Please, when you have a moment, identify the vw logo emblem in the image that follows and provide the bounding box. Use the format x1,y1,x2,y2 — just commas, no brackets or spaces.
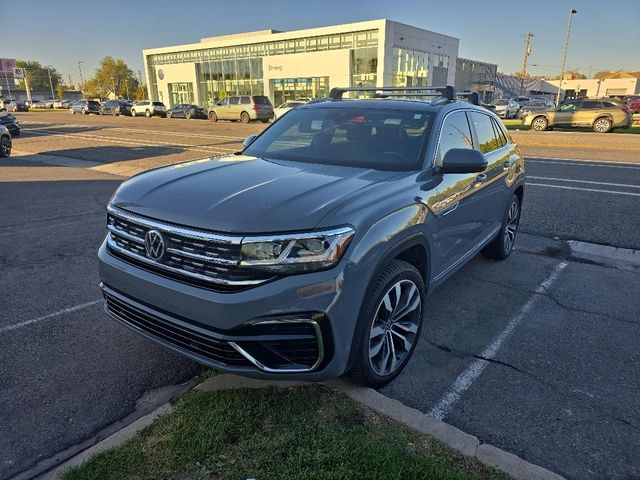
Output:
144,230,166,260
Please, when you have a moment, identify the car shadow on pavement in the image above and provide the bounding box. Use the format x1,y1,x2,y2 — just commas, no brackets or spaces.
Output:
18,145,187,166
19,123,111,137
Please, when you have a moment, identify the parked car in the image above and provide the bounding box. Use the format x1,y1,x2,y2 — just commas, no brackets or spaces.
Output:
491,99,519,119
99,86,525,387
273,101,306,121
0,124,11,158
131,100,166,117
523,99,632,133
61,99,75,109
622,95,640,104
70,99,101,115
42,99,55,109
517,99,556,119
0,112,20,136
100,100,132,116
1,100,29,112
166,103,207,119
208,95,273,123
53,99,67,109
626,99,640,114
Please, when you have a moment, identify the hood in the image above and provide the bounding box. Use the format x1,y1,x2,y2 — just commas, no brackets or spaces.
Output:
111,155,404,233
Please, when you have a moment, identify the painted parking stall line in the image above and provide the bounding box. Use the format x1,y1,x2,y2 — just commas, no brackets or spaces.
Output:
0,300,102,334
528,183,640,197
428,261,569,421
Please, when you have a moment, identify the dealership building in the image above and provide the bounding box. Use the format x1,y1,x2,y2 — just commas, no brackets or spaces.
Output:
142,19,461,108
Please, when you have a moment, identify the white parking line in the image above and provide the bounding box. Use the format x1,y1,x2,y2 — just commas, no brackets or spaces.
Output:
528,183,640,197
528,176,640,189
0,300,102,334
526,158,640,169
428,261,568,421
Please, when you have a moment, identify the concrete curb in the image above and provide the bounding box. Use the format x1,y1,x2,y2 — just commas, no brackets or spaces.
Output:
568,240,640,270
39,373,566,480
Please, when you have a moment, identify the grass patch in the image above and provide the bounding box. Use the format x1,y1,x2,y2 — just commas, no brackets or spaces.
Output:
62,385,506,480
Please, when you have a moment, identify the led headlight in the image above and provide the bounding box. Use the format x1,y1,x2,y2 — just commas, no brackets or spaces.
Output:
240,226,355,273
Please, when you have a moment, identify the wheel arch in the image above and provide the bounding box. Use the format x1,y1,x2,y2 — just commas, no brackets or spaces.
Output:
591,114,614,125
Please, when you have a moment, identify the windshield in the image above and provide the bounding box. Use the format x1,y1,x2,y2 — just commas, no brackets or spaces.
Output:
493,100,508,106
243,106,434,171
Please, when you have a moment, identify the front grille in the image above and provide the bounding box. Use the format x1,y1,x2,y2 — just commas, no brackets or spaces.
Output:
103,289,250,367
106,205,274,291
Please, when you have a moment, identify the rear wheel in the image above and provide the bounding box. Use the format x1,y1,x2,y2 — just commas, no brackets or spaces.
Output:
349,260,425,388
482,193,521,260
145,109,151,118
260,118,269,123
0,135,11,157
70,109,75,114
531,116,548,131
131,109,137,117
81,108,87,115
240,111,250,123
185,110,192,120
593,117,612,133
167,111,172,119
209,111,218,122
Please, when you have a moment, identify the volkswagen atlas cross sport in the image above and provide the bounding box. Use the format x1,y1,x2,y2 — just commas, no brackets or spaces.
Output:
99,86,525,387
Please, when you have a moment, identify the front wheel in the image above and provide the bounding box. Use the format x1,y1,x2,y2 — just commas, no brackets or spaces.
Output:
145,109,151,118
81,108,87,115
185,111,192,120
209,111,218,122
0,135,11,157
349,260,425,388
593,117,612,133
531,116,548,131
70,109,75,114
482,193,521,260
240,111,250,123
131,109,137,117
167,112,172,119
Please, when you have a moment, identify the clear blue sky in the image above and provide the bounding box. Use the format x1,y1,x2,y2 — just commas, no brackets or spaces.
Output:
7,0,640,84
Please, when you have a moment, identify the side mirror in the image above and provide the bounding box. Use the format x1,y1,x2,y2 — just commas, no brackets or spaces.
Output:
242,135,257,148
441,148,487,174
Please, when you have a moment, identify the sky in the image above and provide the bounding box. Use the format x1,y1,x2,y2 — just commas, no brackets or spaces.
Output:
6,0,640,85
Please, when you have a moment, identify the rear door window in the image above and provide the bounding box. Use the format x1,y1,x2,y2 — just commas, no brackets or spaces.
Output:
253,96,271,105
240,96,251,104
582,101,603,109
229,97,240,105
469,112,501,154
490,118,507,148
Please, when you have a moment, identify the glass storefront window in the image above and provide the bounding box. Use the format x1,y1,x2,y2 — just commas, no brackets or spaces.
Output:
168,82,194,106
392,46,429,88
271,77,330,105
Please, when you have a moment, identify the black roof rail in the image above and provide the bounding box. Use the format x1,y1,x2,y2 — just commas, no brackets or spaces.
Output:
329,85,456,101
457,91,480,105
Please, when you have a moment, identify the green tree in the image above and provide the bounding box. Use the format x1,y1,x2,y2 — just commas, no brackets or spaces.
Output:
16,60,62,91
56,84,65,99
133,84,148,101
86,57,139,99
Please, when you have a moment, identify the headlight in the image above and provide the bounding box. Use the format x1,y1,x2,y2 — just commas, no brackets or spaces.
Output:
240,226,355,273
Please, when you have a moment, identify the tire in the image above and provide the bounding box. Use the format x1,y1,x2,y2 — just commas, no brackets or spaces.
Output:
240,111,250,123
349,260,425,388
167,112,172,119
260,118,269,123
70,109,75,114
482,193,521,260
131,109,137,117
593,117,612,133
185,111,192,120
531,116,548,131
81,108,87,115
0,135,11,158
209,111,218,122
145,109,151,118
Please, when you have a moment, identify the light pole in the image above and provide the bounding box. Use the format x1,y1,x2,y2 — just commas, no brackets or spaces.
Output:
519,32,534,97
78,61,85,92
555,9,577,105
45,65,56,100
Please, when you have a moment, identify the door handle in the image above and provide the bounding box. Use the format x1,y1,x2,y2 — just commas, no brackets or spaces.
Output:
475,173,487,183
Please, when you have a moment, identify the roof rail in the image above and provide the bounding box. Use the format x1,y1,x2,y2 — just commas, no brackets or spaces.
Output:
457,91,480,105
329,85,456,101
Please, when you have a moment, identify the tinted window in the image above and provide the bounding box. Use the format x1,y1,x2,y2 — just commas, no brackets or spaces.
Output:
218,98,229,106
558,103,577,111
582,101,603,109
240,96,251,104
253,96,271,105
491,117,507,148
152,102,164,106
437,111,473,165
244,107,434,171
88,101,99,106
469,112,501,154
229,97,240,105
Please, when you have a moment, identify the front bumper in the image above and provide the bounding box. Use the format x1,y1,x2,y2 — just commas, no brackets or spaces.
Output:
98,239,367,380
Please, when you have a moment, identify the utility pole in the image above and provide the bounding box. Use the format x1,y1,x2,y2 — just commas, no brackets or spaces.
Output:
555,9,578,105
587,65,593,78
67,73,73,87
3,71,13,101
23,69,32,104
519,32,534,97
78,61,85,92
46,66,55,100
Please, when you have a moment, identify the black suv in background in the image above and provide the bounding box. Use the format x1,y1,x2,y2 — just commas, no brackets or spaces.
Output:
100,100,132,116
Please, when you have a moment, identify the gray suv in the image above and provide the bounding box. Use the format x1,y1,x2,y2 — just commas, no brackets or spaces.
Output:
99,86,525,387
208,95,274,123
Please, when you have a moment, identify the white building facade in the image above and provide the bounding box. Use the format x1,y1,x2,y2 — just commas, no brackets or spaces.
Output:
547,78,640,100
142,19,459,108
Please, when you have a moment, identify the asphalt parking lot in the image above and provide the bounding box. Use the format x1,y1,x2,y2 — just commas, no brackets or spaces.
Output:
2,111,639,480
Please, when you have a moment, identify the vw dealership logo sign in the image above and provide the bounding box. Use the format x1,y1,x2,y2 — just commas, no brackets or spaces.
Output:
144,230,166,260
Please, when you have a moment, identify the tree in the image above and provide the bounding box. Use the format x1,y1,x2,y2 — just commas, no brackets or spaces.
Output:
56,84,65,99
85,57,139,99
16,60,62,91
133,84,148,101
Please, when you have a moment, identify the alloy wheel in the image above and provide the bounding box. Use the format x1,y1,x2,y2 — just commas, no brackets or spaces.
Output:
504,199,520,253
532,117,547,131
368,279,422,376
594,118,611,133
1,136,11,157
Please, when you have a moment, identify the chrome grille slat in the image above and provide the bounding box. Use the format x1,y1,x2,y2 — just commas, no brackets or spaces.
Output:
106,205,274,291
